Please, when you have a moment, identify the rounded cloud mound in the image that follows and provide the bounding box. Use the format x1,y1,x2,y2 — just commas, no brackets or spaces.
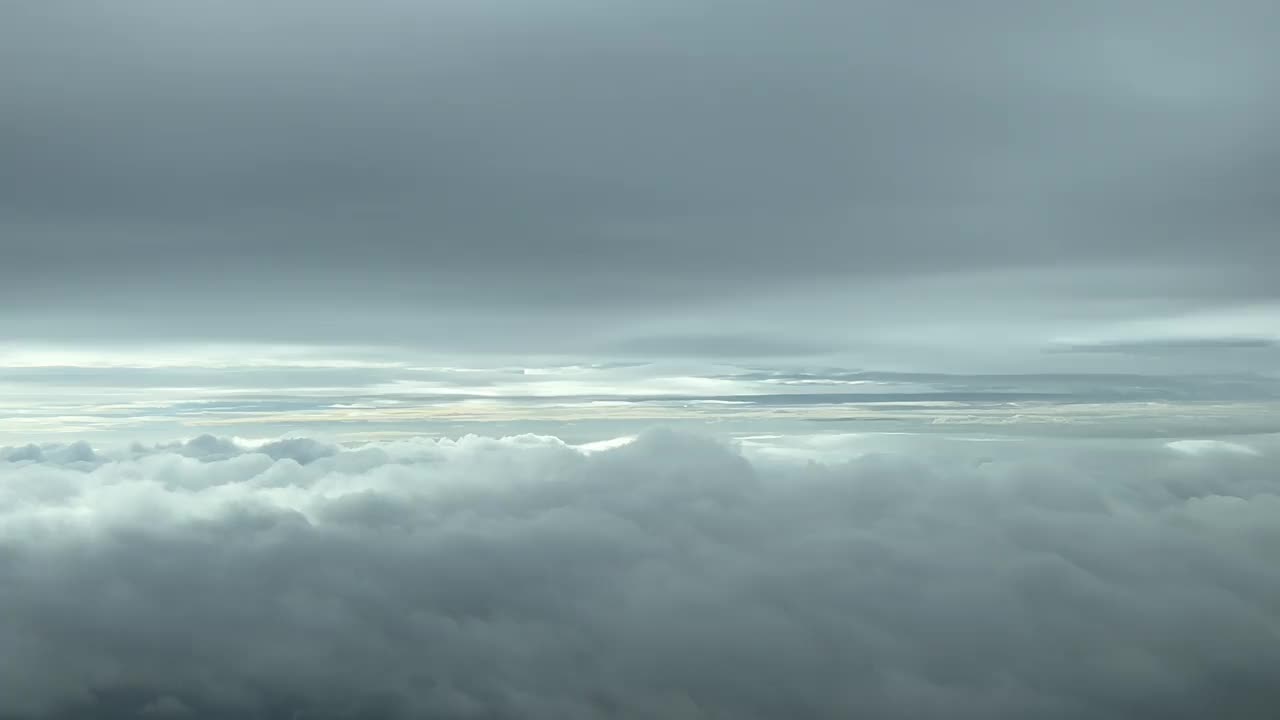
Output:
1,430,1277,719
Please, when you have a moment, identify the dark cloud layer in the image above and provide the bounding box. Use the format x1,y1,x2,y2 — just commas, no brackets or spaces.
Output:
2,430,1278,719
3,1,1278,354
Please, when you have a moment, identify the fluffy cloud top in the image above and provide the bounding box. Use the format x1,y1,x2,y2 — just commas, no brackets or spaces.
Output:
2,430,1277,719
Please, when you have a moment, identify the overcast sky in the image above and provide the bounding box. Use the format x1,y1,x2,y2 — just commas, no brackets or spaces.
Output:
4,4,1280,718
4,0,1278,369
4,0,1280,443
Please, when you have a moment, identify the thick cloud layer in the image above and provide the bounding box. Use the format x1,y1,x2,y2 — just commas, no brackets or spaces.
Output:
3,430,1277,719
3,1,1278,362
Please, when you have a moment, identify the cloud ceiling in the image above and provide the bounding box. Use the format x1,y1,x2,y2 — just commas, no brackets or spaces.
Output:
3,0,1278,362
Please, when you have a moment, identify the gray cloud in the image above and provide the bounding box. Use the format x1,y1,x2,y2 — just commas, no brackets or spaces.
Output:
1048,337,1280,355
2,1,1278,358
2,429,1278,719
603,333,835,359
6,6,1279,715
0,366,414,389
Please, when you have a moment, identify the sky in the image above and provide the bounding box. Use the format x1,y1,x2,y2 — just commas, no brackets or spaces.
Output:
3,0,1279,442
2,1,1279,718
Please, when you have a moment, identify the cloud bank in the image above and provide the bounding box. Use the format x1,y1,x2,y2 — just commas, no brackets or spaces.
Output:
2,430,1277,719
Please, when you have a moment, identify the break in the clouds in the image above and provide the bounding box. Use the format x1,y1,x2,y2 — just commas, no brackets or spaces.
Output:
3,0,1279,365
2,430,1279,719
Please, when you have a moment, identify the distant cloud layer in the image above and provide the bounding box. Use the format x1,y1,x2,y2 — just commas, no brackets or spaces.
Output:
3,430,1277,719
5,354,1280,443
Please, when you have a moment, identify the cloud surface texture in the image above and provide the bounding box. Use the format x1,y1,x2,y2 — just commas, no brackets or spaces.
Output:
3,430,1277,719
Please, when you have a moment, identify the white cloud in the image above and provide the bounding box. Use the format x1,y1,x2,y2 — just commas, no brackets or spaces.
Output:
1,430,1278,718
1166,439,1262,456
